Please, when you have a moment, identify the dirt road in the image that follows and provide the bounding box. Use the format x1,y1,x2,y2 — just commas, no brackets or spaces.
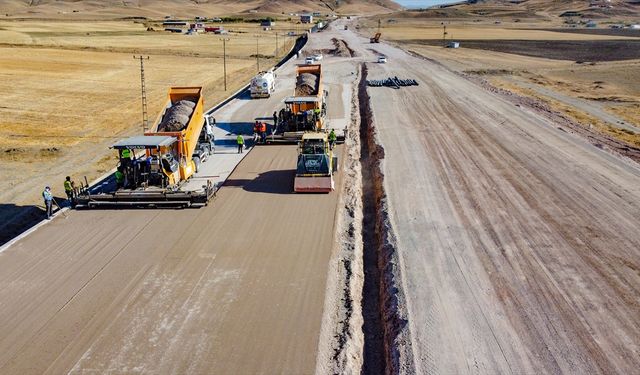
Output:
342,22,640,374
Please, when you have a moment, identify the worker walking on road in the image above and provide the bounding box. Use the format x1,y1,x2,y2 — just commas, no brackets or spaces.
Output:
236,134,245,154
329,129,337,150
42,186,53,219
63,176,76,207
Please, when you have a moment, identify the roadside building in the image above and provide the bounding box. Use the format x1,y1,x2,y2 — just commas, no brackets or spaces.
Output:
300,14,313,23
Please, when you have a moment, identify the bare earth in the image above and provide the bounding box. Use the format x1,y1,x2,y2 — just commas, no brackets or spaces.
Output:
344,21,640,373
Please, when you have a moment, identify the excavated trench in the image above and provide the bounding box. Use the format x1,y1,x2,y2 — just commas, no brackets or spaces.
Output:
358,63,406,374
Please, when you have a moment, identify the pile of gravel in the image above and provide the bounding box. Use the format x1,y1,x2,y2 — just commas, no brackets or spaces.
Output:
295,73,319,96
158,99,196,132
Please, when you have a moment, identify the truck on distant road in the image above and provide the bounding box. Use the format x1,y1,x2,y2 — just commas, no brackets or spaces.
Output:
250,70,276,98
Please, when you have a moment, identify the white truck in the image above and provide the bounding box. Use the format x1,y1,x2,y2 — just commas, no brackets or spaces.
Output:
250,70,276,98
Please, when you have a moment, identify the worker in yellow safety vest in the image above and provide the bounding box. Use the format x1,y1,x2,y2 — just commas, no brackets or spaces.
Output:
63,176,75,206
328,129,337,150
115,168,125,188
120,148,132,170
236,134,245,154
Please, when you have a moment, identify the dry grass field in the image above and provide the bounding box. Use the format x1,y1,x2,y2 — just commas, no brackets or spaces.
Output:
0,19,297,238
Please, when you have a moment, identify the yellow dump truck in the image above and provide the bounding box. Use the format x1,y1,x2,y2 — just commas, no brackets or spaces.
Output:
77,87,216,207
146,87,207,183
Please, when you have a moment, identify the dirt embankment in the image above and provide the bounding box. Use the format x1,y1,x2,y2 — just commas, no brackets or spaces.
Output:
316,66,365,375
358,63,412,374
307,38,356,59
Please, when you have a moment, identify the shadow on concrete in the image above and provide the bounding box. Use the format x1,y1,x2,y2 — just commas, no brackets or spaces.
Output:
236,90,253,101
224,169,295,195
0,196,68,246
215,122,256,136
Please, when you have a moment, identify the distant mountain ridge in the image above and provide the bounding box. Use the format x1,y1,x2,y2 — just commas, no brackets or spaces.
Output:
0,0,401,18
401,0,639,20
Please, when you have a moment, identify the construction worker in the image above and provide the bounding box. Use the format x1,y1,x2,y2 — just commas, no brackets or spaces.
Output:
329,129,337,150
236,134,245,154
205,119,214,141
121,148,132,172
313,108,322,126
63,176,75,207
115,168,125,189
121,148,131,160
42,186,53,219
259,122,267,144
253,121,261,143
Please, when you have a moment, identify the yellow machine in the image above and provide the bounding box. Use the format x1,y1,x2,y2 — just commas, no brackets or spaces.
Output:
146,87,206,183
294,132,337,193
77,87,215,207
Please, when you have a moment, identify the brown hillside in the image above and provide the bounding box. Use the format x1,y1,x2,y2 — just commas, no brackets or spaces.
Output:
390,0,639,21
0,0,400,19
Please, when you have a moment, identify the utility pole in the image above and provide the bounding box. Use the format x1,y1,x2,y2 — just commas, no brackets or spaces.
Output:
220,37,230,91
275,32,278,57
442,24,448,48
134,55,150,132
255,34,262,72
